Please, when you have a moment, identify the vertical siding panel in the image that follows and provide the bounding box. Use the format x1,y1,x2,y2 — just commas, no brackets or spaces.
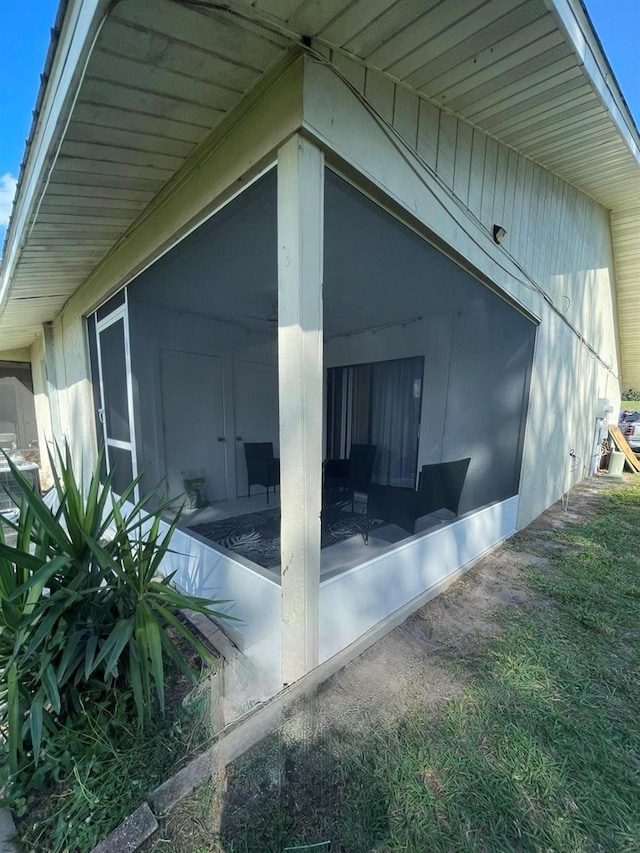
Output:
544,172,559,288
563,185,579,312
539,174,555,288
569,188,582,298
453,120,473,205
332,51,366,92
492,143,509,232
436,112,457,189
480,136,498,227
577,191,591,311
546,175,562,287
467,129,486,220
519,159,535,271
551,178,567,287
393,86,419,148
572,190,588,329
364,68,395,124
533,168,551,283
510,153,526,263
417,99,440,171
503,148,519,241
582,200,598,342
526,166,542,277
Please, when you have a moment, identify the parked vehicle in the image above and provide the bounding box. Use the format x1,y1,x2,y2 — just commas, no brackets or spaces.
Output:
623,419,640,452
619,410,640,426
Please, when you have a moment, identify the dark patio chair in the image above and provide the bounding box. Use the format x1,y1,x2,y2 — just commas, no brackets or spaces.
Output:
323,443,377,510
366,457,470,538
244,442,280,504
417,457,470,517
366,483,420,540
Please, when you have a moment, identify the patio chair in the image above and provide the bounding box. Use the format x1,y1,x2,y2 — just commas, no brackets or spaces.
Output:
417,457,470,518
323,443,377,510
244,442,280,504
366,483,421,539
366,457,470,537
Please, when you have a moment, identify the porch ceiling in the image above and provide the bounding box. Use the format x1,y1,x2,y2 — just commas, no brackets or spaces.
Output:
1,0,639,385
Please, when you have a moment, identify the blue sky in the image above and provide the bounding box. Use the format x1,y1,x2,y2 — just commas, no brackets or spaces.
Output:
0,0,638,249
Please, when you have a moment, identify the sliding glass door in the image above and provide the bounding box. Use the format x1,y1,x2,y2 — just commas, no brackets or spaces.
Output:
326,356,424,487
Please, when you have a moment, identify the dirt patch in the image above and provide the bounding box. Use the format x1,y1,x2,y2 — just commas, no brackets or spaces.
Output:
146,474,632,852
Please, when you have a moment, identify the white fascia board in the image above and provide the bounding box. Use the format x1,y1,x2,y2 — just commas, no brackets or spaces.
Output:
545,0,640,169
0,0,111,311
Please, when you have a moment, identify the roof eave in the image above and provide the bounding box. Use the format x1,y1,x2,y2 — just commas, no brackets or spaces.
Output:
546,0,640,190
0,0,112,312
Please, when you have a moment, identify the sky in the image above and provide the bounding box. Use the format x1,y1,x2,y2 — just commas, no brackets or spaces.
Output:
0,0,639,250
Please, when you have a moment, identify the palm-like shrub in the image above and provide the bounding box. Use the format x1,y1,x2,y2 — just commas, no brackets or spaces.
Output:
0,447,226,779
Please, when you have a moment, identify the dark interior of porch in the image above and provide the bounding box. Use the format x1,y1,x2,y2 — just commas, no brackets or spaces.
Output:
88,166,536,577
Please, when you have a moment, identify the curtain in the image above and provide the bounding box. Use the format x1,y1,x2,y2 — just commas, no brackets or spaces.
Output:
326,356,423,487
370,357,422,486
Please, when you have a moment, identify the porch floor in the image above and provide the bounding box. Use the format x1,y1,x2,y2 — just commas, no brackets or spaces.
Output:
180,488,450,578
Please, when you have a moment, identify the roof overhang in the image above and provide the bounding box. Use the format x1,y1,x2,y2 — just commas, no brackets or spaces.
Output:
1,0,639,384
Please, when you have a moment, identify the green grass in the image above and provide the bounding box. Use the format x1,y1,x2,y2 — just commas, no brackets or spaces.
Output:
621,400,640,411
13,664,213,853
155,481,640,852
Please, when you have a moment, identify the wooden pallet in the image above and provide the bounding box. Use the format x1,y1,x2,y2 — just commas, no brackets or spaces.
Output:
609,425,640,473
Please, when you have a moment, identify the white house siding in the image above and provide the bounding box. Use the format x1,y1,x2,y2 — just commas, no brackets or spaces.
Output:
302,55,620,527
22,51,622,691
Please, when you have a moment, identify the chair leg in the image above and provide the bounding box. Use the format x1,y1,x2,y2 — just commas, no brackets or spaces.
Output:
266,485,270,505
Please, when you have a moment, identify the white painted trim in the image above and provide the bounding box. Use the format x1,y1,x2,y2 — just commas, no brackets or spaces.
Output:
94,299,139,501
104,438,132,452
277,135,325,684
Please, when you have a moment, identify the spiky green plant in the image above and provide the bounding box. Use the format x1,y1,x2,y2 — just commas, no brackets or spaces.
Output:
0,446,227,778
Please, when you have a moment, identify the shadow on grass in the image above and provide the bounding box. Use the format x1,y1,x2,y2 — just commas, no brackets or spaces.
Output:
162,486,640,852
214,632,639,852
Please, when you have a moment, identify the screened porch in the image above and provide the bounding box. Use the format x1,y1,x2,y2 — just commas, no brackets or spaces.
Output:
86,164,535,585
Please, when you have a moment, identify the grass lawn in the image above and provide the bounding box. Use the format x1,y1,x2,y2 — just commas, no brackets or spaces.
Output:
621,400,640,411
149,480,640,853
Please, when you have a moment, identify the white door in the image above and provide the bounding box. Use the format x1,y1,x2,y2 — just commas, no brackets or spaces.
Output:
233,360,279,497
95,301,138,500
160,349,227,503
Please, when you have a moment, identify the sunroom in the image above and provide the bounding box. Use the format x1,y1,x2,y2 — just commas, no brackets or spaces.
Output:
86,149,536,691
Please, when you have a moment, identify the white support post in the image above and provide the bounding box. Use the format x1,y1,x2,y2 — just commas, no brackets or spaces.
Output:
277,134,324,685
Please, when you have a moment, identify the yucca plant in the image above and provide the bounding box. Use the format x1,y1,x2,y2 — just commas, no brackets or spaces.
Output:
0,445,228,780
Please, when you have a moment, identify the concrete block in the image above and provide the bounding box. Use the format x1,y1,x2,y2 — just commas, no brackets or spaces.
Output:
0,807,20,852
90,803,157,853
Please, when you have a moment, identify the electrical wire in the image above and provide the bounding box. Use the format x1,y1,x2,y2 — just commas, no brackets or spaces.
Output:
304,49,620,381
172,0,621,383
